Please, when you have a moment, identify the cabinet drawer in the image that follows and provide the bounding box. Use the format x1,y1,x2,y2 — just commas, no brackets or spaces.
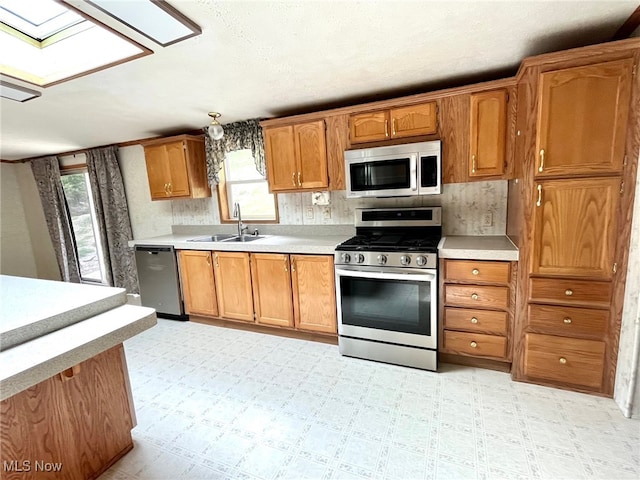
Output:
445,285,509,310
444,308,508,335
524,333,605,389
443,331,506,359
528,304,608,338
529,278,612,308
445,260,510,284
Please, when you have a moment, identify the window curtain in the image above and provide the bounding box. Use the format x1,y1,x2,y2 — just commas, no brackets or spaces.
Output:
86,146,139,294
30,156,81,283
204,119,265,186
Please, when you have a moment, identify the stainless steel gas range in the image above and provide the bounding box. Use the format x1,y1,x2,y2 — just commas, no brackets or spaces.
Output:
334,207,442,371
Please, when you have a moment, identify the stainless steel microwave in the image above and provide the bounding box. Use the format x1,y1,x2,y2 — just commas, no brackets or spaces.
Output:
344,140,441,198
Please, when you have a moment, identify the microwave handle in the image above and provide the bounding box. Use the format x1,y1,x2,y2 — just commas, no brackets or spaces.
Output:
410,156,418,191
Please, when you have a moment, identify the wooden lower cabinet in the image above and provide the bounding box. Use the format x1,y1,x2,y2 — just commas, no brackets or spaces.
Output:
523,333,605,390
181,251,337,336
443,331,507,359
291,255,337,334
213,252,254,322
441,259,516,363
251,253,294,327
179,250,218,316
1,345,134,480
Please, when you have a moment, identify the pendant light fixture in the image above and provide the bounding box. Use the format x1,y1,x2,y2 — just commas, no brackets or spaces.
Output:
207,112,224,140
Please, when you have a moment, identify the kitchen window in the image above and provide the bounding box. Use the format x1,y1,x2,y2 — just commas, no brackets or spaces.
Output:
217,149,278,223
60,168,108,284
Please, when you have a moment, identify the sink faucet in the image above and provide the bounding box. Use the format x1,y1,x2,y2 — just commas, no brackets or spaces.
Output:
233,202,248,237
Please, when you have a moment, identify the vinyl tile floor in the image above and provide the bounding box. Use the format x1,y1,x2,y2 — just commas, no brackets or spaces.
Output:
101,319,640,480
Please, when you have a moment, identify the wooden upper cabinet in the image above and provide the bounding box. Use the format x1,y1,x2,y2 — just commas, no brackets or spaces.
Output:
535,58,633,177
213,251,254,322
264,121,328,192
142,135,210,201
178,250,218,317
532,177,620,279
264,125,297,191
469,90,507,178
250,253,294,328
291,255,336,334
294,121,329,189
349,110,389,143
349,102,437,144
390,102,437,139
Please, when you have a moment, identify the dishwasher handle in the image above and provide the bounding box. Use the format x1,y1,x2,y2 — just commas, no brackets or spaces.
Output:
135,245,174,254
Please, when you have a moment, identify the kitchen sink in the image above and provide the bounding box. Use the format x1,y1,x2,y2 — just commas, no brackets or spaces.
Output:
222,235,266,242
187,234,237,242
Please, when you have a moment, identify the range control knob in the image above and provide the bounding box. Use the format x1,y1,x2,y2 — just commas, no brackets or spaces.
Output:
400,255,411,266
415,255,427,267
341,253,351,263
355,253,365,264
377,254,387,265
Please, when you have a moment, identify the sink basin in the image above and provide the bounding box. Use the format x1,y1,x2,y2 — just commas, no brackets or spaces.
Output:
222,235,266,242
187,234,237,242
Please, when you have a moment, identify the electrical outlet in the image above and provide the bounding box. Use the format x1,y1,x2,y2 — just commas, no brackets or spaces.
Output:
322,207,331,220
482,212,493,227
305,207,314,219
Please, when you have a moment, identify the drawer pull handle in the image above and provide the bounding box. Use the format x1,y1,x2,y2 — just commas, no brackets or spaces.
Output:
291,172,296,187
538,148,545,172
563,317,572,324
536,184,542,207
470,317,478,324
559,357,567,365
565,289,573,296
472,269,479,275
470,341,478,348
471,293,479,300
384,120,389,137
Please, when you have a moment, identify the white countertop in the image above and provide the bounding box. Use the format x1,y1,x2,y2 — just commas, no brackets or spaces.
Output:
0,275,127,350
129,233,351,255
438,236,518,261
0,276,157,400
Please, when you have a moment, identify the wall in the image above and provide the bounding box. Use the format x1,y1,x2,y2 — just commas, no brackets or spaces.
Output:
119,145,173,239
0,163,59,280
171,182,509,236
614,151,640,418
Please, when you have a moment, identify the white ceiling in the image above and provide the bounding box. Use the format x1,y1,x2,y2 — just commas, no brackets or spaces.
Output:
0,0,637,161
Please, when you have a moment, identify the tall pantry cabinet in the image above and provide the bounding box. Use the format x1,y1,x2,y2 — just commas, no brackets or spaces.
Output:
510,45,639,396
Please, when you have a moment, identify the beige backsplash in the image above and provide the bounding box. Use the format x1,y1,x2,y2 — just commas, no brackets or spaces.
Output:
171,180,507,236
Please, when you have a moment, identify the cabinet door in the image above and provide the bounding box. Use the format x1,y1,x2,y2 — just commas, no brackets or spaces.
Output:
532,177,620,279
291,255,336,333
349,110,389,143
469,90,506,177
264,126,298,191
250,253,294,327
294,121,329,189
1,345,134,480
390,102,437,138
179,250,218,316
213,252,254,322
165,141,191,197
535,58,632,177
144,145,171,199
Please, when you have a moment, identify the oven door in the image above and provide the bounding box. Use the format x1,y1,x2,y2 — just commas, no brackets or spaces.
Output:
335,266,437,349
345,154,417,198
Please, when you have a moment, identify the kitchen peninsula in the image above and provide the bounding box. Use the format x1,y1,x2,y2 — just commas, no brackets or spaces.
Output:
0,275,156,480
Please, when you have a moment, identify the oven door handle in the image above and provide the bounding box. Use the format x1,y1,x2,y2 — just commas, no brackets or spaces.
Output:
335,267,436,282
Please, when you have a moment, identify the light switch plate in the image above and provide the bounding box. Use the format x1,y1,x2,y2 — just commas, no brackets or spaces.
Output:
322,207,331,219
312,191,330,206
305,207,314,219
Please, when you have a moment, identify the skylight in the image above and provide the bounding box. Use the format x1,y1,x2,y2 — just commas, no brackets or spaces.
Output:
0,0,150,87
0,0,84,41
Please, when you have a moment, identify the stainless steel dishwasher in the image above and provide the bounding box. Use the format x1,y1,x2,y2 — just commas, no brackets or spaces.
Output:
134,245,187,320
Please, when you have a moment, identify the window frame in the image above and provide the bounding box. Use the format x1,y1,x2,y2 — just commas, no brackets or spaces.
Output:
216,151,279,224
59,163,109,286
